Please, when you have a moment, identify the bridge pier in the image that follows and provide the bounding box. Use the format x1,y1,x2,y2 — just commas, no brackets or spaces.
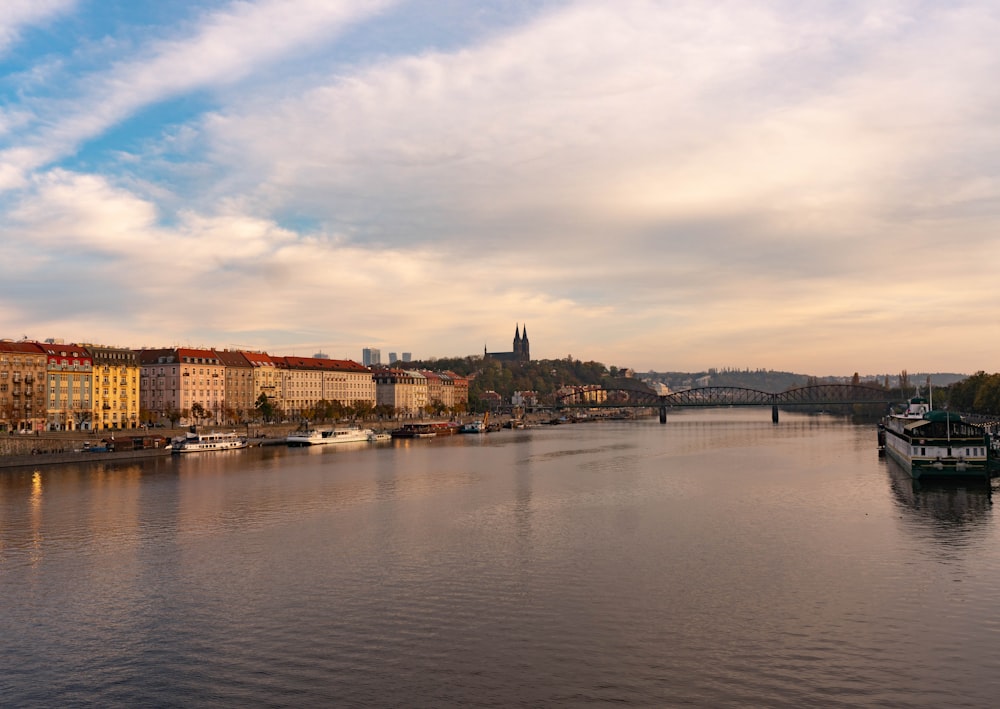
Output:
659,406,667,424
772,405,779,424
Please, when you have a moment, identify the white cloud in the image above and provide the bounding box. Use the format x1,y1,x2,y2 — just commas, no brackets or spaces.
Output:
0,0,75,55
0,0,398,186
199,0,1000,248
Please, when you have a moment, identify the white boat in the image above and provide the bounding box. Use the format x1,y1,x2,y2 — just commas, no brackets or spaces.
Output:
286,427,374,446
880,397,990,480
171,431,248,453
368,431,392,442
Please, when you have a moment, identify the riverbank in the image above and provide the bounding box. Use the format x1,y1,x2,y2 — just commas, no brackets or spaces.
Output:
0,412,633,469
0,424,289,469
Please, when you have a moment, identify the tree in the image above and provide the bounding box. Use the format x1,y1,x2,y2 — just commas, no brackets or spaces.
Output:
350,401,374,421
254,393,275,423
190,402,208,426
71,403,92,430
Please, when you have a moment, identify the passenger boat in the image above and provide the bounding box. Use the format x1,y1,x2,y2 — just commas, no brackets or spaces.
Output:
171,431,248,453
368,430,392,443
880,397,990,479
460,419,486,433
286,427,374,446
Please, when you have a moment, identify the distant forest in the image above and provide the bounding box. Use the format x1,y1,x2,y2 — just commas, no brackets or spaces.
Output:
946,372,1000,416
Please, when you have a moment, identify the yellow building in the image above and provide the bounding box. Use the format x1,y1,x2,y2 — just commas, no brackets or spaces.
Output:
41,342,94,431
88,345,140,430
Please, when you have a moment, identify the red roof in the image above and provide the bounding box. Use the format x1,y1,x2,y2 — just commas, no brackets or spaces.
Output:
0,340,47,355
273,356,370,373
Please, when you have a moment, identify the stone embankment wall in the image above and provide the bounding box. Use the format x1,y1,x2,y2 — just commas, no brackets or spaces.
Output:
0,447,172,469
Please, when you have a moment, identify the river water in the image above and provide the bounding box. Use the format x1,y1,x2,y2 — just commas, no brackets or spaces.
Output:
2,410,999,707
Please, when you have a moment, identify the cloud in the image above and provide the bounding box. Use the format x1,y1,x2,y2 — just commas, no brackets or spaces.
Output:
3,1,1000,373
0,0,398,187
195,0,994,251
0,0,75,55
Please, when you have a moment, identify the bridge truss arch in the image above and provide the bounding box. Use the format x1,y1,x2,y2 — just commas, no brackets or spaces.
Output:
555,383,896,415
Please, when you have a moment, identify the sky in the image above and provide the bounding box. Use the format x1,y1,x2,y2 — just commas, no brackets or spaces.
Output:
1,0,998,375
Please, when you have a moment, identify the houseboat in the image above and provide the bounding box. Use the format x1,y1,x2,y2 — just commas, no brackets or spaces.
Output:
390,423,437,439
880,397,990,480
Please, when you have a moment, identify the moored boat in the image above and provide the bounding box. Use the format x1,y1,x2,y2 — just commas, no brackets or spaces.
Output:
286,426,373,446
460,419,486,433
171,431,248,453
881,397,990,480
430,422,460,436
368,430,392,442
390,423,437,439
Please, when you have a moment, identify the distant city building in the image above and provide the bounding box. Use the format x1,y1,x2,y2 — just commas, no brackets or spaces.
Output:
512,390,539,408
402,352,412,362
363,348,381,367
484,324,530,363
480,390,504,410
389,352,398,364
313,352,330,359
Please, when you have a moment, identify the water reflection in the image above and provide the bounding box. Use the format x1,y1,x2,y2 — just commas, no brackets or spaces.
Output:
883,456,993,541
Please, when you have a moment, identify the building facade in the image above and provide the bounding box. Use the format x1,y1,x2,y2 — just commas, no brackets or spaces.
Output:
443,371,469,412
276,356,376,419
139,347,226,426
374,369,428,416
242,351,281,419
88,345,139,430
0,341,47,432
216,349,255,424
39,343,93,431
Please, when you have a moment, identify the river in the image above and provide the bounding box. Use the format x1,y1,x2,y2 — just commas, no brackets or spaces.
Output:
2,410,999,707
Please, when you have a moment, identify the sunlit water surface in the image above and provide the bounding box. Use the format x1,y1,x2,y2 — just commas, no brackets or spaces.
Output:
2,410,999,707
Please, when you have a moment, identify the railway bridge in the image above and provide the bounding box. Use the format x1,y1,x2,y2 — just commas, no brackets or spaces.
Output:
554,382,897,423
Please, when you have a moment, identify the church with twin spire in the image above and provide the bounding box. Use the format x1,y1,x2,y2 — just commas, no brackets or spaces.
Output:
484,324,530,363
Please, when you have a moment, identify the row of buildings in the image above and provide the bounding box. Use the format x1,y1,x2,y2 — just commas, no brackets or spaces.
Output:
0,340,468,432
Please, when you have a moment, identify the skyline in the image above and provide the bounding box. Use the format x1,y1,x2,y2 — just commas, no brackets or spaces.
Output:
2,1,999,375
